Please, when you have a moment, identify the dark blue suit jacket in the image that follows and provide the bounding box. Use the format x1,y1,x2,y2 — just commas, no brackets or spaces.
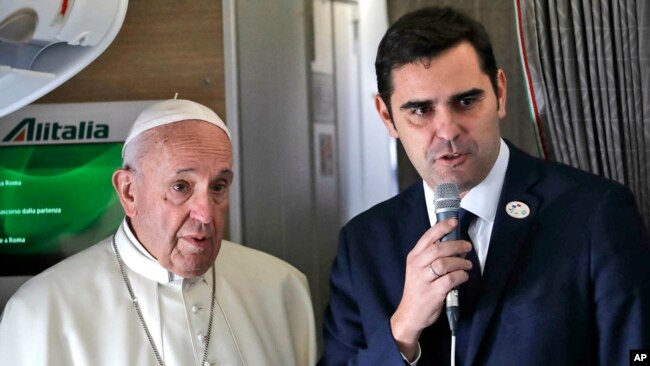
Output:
319,144,650,366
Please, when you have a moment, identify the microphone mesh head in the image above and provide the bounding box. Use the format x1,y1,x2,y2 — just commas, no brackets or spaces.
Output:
434,183,460,211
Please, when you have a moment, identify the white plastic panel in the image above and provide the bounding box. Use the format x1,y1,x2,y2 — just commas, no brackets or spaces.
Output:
0,0,64,44
0,0,128,118
58,0,122,46
0,68,56,116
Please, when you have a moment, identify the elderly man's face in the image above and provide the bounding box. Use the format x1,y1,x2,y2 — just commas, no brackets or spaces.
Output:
115,120,233,278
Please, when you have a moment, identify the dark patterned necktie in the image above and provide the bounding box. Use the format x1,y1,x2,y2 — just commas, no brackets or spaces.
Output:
455,208,480,365
459,208,480,314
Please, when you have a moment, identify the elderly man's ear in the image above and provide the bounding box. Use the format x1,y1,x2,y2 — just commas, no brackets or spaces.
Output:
112,169,137,217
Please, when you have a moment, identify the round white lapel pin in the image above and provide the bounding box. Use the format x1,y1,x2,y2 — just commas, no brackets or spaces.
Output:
506,201,530,219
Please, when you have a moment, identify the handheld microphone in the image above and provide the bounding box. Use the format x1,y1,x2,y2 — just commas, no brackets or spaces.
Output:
433,182,460,334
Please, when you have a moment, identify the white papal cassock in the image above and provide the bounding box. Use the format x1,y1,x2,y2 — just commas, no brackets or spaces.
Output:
0,220,316,366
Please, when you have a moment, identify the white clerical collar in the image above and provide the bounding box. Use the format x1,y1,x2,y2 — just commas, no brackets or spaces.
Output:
424,139,510,224
114,219,203,283
123,219,157,261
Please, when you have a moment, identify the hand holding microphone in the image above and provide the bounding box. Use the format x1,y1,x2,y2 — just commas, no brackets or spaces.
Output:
389,183,473,360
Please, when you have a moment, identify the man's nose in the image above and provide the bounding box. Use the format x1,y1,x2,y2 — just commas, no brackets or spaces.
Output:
433,107,461,142
189,191,213,224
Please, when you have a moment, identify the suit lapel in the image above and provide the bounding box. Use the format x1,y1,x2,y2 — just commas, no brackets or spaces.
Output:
464,145,542,366
397,182,430,260
375,183,430,308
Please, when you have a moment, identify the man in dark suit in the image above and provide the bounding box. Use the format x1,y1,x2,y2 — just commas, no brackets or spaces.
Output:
319,6,650,366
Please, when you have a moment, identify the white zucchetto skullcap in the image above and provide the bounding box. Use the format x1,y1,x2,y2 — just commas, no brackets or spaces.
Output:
122,99,231,157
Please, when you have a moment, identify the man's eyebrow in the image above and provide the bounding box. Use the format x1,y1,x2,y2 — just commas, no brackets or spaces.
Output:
399,99,435,111
217,169,234,178
450,88,485,102
175,168,195,174
175,168,233,177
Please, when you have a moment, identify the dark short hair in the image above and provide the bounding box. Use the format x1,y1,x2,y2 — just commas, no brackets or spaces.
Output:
375,6,499,116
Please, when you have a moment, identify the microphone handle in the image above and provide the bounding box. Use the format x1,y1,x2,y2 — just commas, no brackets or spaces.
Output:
435,209,460,333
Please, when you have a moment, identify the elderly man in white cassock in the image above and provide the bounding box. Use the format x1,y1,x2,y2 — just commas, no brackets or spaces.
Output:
0,99,316,366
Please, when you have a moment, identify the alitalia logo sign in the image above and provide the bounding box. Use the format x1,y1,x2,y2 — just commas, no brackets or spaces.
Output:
0,101,158,146
3,118,109,143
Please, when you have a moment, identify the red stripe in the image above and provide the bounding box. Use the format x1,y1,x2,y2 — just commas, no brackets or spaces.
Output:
515,0,549,158
60,0,69,16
